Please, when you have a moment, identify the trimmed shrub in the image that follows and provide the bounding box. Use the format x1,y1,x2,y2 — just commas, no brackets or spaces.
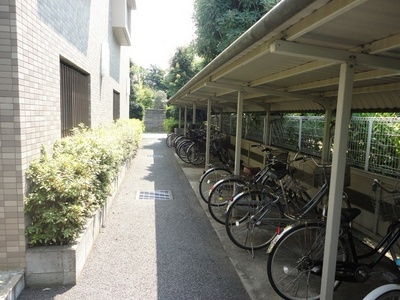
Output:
24,119,144,246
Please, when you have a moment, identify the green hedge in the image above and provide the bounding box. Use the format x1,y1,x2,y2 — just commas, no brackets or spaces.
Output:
24,119,144,246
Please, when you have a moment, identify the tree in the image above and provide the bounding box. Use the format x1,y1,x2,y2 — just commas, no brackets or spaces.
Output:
129,61,146,119
129,101,144,120
154,90,167,109
136,86,155,109
163,44,202,98
144,65,166,91
194,0,281,64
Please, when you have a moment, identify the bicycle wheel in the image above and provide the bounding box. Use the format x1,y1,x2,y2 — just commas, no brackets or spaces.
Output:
187,143,205,165
165,133,177,148
199,167,233,202
208,178,247,224
281,175,312,213
363,284,400,300
267,223,348,300
225,190,284,250
177,141,192,163
219,148,233,165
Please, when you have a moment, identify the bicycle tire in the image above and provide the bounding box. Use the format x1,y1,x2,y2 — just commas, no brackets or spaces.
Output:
267,222,348,300
187,143,205,165
173,135,187,148
225,190,284,250
177,141,192,163
363,284,400,300
165,133,177,148
219,148,233,165
199,167,233,202
208,177,247,224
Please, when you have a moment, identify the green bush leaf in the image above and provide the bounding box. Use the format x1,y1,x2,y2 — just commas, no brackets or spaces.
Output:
24,119,143,246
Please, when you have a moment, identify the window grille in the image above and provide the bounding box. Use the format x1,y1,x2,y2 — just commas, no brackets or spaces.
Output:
60,62,89,137
113,91,120,120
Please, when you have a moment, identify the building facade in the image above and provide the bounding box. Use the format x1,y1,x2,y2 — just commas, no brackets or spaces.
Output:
0,0,135,270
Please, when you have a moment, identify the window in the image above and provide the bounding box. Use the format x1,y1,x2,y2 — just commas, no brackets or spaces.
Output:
60,62,90,137
113,90,120,120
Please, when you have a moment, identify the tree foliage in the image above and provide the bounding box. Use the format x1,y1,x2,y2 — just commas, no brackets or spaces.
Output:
129,61,168,118
154,90,167,109
194,0,281,63
144,65,166,91
163,44,202,98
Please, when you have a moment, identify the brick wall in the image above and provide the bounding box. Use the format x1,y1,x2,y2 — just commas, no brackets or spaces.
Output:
0,0,131,269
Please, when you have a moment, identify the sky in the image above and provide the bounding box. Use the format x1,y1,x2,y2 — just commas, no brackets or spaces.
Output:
131,0,196,70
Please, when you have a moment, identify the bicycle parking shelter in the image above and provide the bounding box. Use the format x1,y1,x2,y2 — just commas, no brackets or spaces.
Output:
168,0,400,298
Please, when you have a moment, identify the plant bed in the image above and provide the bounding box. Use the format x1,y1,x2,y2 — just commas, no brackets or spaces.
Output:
25,158,130,286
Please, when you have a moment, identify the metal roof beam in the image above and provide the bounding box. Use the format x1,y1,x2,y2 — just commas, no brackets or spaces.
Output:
361,33,400,54
286,0,368,41
288,69,400,92
270,40,400,72
253,33,400,88
205,80,326,102
250,60,335,86
322,82,400,97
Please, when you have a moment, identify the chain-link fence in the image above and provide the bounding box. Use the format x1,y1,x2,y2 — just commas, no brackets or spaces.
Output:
216,113,400,177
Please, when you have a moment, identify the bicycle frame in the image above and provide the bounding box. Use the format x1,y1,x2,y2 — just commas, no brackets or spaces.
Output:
354,220,400,268
269,219,400,283
256,173,330,226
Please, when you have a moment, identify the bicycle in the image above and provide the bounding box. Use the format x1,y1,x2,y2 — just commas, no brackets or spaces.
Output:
198,144,274,203
225,155,350,252
165,132,178,148
267,179,400,300
207,148,288,224
187,132,232,166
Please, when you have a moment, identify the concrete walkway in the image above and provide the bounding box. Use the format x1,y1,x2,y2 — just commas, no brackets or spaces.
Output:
18,134,250,300
18,133,398,300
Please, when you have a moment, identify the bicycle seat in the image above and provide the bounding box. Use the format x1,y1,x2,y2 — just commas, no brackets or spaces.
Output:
341,208,361,223
243,166,261,176
268,169,289,181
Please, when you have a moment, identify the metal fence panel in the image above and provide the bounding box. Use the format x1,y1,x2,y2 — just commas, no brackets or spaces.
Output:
218,113,400,177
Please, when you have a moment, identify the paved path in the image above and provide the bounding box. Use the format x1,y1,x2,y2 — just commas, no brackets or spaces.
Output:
18,133,398,300
18,134,250,300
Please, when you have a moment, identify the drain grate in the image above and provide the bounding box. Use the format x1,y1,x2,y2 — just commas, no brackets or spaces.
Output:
136,190,172,200
146,154,164,158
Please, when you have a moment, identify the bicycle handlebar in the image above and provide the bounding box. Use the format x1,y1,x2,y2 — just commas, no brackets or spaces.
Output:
292,153,332,169
250,144,272,153
372,179,400,194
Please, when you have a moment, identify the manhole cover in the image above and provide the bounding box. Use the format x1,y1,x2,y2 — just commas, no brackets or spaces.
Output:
136,190,172,200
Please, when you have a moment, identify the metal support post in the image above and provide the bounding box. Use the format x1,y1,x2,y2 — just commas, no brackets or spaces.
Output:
205,99,211,167
320,62,354,300
234,91,244,176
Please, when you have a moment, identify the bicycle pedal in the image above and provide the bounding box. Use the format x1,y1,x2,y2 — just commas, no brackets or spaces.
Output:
383,272,399,283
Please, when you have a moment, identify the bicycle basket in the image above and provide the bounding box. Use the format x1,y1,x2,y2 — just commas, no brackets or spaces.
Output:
217,135,230,150
292,163,314,187
268,151,288,170
312,164,350,188
370,182,400,222
313,166,330,188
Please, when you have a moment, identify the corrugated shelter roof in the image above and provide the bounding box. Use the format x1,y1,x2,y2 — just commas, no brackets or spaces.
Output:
168,0,400,113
